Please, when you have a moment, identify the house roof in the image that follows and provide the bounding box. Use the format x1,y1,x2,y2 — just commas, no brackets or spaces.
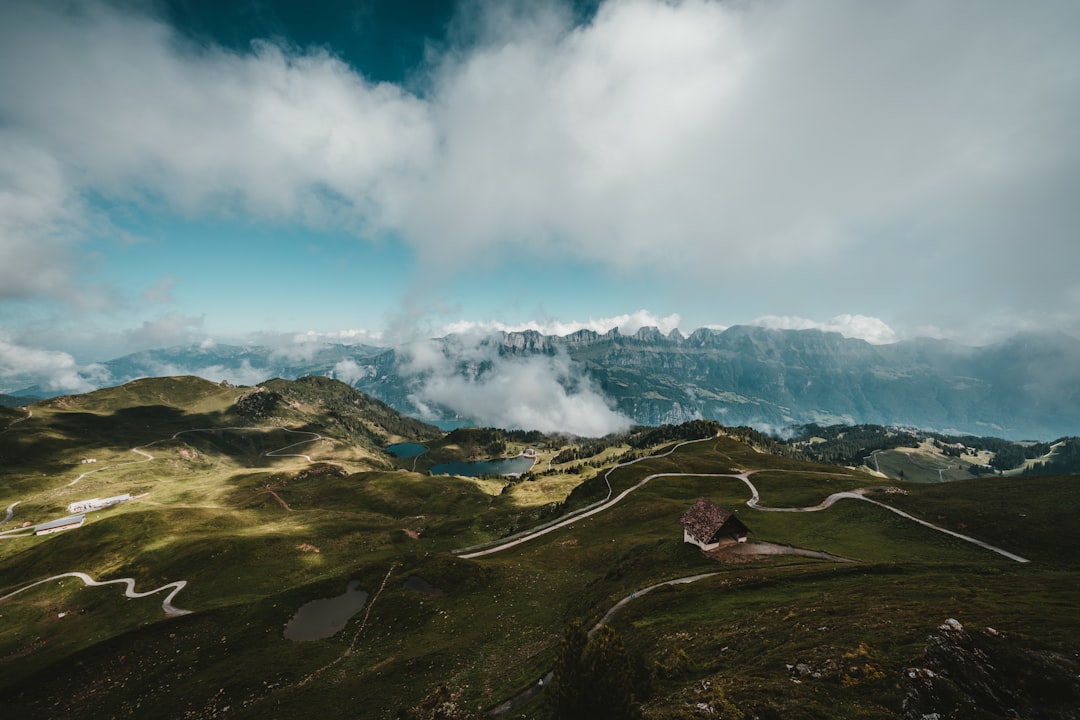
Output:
680,497,747,542
34,514,86,532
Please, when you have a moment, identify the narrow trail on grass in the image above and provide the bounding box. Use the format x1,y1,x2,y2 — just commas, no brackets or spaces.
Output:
296,561,399,688
852,493,1030,563
734,474,1029,562
486,572,721,716
0,407,32,434
457,437,716,558
258,489,295,512
3,501,18,522
460,460,1029,563
0,571,191,616
63,446,156,489
171,426,327,462
59,426,327,492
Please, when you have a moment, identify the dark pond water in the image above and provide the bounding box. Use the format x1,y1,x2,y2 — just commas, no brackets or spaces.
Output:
386,442,427,458
283,580,369,641
429,456,535,477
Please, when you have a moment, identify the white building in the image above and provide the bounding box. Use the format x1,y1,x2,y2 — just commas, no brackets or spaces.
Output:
35,514,86,535
66,494,132,514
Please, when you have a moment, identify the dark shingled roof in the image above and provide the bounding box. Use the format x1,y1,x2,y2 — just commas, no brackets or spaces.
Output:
680,497,748,543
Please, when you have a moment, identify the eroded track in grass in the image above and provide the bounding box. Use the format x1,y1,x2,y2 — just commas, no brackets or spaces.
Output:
0,571,191,616
460,450,1030,563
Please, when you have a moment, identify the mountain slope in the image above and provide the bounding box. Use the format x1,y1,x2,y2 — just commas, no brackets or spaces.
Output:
9,328,1080,439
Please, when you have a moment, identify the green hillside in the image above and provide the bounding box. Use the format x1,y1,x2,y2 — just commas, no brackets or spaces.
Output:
1,379,1077,719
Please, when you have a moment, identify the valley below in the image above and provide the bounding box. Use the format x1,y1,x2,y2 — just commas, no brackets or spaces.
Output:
1,376,1078,719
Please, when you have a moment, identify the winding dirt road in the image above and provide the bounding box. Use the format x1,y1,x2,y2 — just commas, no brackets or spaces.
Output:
457,438,714,559
487,571,722,716
0,571,191,616
461,459,1030,563
3,423,330,619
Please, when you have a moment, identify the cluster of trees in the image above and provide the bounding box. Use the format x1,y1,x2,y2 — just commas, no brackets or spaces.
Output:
549,621,645,719
789,424,920,466
1022,438,1080,476
553,437,619,464
626,420,721,449
932,434,1052,471
723,425,800,457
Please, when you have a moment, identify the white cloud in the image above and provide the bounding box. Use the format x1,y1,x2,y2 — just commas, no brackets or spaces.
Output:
332,359,373,386
751,314,898,344
0,331,107,393
122,314,204,350
0,134,83,300
437,310,682,338
1,0,1078,338
138,359,271,387
291,329,385,345
142,275,178,304
399,335,631,436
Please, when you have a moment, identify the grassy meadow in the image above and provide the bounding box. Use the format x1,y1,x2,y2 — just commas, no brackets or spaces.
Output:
1,378,1077,719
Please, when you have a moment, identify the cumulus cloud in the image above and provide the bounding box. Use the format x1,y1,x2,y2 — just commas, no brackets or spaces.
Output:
332,359,374,386
122,314,204,350
0,332,107,393
142,275,178,304
0,134,84,300
399,335,631,436
438,310,682,338
1,0,1078,337
137,359,272,387
291,329,385,346
751,314,898,344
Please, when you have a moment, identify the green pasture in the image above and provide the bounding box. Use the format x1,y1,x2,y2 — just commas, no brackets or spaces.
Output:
1,382,1078,718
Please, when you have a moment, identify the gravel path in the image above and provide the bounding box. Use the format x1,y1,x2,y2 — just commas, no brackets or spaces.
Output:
0,571,191,616
487,571,721,716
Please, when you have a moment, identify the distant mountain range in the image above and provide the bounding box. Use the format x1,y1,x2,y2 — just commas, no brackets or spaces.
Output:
7,327,1080,440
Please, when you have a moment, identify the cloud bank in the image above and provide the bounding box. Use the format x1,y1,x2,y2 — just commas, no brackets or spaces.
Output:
1,0,1078,339
0,333,106,394
399,335,631,437
751,314,898,345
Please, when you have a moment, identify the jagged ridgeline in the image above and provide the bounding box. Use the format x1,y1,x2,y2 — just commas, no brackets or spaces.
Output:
19,326,1079,440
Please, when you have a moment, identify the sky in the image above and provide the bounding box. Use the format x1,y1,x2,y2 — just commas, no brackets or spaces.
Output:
2,0,1079,384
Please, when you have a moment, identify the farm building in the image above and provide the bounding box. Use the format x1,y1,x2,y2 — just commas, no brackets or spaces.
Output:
34,514,86,535
680,497,749,550
67,494,131,514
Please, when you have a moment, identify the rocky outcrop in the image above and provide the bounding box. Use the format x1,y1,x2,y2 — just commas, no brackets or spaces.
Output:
902,618,1080,720
233,388,283,419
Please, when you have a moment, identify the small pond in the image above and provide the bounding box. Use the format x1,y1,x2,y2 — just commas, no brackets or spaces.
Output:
429,456,535,477
283,580,369,642
386,442,427,458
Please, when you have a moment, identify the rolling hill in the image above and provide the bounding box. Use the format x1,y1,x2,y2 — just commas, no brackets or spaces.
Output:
1,377,1078,718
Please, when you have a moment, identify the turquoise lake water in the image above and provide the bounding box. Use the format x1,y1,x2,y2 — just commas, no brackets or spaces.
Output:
429,456,535,477
386,442,427,458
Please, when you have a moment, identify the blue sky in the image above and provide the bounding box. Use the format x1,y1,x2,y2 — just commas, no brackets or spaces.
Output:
2,0,1079,383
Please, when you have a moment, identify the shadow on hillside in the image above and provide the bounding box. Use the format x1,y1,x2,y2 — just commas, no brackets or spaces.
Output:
0,405,257,467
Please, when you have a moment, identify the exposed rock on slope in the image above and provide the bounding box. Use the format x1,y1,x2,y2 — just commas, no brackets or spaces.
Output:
902,618,1080,720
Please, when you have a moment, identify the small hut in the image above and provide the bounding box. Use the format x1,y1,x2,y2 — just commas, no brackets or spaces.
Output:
34,514,86,536
680,497,749,550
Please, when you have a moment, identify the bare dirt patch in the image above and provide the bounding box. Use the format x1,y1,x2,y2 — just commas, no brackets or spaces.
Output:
706,540,851,564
